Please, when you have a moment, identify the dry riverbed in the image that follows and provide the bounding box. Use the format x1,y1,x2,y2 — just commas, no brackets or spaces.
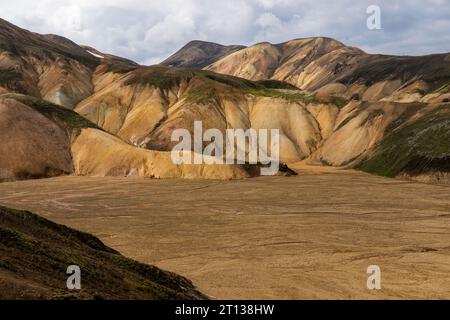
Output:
0,170,449,299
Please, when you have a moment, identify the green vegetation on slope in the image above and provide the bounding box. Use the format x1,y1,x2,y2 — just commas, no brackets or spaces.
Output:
0,69,27,93
0,69,20,84
330,96,349,109
1,93,98,130
255,80,300,90
245,87,316,103
101,61,138,74
125,66,198,90
340,54,450,88
195,71,315,104
360,106,450,177
124,65,316,104
0,206,206,300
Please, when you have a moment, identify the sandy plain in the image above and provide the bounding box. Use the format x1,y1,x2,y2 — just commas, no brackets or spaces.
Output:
0,168,449,299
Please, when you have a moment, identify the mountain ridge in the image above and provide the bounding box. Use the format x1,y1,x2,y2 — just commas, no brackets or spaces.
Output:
163,38,450,104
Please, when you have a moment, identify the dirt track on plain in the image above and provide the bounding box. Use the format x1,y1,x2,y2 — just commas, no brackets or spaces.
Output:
0,171,449,299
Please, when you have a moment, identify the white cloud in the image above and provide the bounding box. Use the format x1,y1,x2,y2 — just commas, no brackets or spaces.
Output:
256,12,282,28
0,0,449,64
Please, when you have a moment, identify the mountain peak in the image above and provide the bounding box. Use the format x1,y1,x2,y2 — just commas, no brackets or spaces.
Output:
161,40,246,69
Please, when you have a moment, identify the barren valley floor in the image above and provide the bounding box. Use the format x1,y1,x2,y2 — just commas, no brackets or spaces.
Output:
0,171,449,299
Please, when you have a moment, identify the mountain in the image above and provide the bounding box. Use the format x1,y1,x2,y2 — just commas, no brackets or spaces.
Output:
166,38,450,104
0,18,101,108
161,40,246,69
0,93,256,181
0,205,206,299
206,38,362,87
0,18,260,181
0,18,449,184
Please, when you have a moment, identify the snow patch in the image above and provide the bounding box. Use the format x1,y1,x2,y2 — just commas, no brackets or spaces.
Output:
87,50,104,59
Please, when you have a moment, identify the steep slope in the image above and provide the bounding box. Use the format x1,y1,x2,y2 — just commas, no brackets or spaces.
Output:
81,45,138,66
194,38,450,104
0,20,289,181
205,38,357,85
72,128,255,180
161,40,246,69
0,93,255,181
0,18,140,109
0,206,206,299
359,104,450,184
0,18,101,108
304,100,450,185
0,94,97,182
71,63,450,184
74,64,332,164
82,70,450,183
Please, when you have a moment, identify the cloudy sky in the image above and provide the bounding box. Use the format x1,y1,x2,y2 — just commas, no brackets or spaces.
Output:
1,0,449,64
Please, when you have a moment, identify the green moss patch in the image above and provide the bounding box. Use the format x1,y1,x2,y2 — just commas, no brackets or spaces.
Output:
330,96,349,109
255,80,300,90
359,106,450,177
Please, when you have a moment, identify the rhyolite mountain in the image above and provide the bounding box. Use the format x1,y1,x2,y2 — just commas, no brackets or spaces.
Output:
0,205,207,299
161,40,246,69
0,19,258,181
0,18,449,184
165,38,450,104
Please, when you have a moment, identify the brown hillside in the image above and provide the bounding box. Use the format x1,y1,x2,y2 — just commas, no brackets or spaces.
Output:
0,205,206,299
